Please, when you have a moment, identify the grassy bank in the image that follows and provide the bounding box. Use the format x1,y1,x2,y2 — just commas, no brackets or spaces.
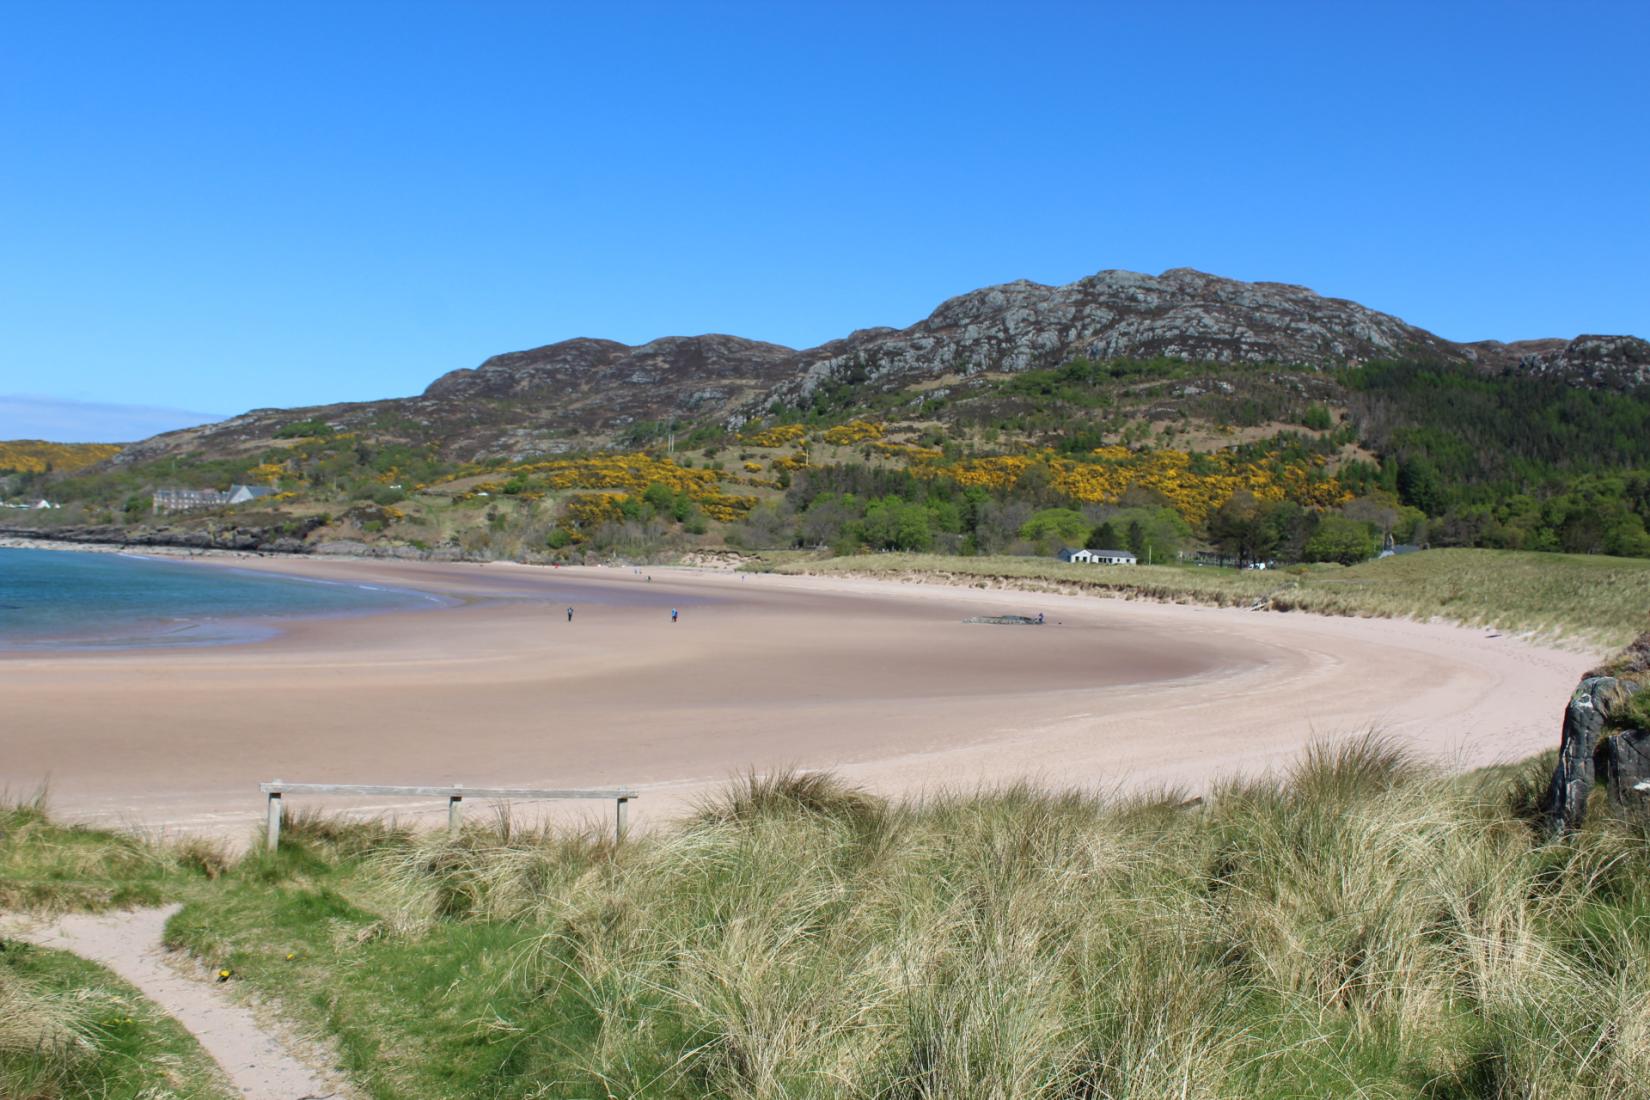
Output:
764,548,1650,649
1,944,231,1099
6,744,1650,1099
0,800,232,1099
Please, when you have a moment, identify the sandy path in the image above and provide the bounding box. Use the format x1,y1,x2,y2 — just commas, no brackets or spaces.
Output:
0,558,1600,837
10,904,343,1099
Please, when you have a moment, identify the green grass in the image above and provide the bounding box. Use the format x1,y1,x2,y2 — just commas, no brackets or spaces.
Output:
764,547,1650,649
0,795,225,913
0,941,230,1099
8,742,1650,1098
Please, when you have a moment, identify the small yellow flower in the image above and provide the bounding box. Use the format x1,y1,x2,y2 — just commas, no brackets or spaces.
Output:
217,968,231,982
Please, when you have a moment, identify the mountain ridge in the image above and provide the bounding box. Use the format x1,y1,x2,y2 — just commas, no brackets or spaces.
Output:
110,266,1649,463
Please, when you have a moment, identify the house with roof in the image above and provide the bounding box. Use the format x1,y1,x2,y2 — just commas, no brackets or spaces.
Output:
152,484,279,514
153,488,229,513
1058,547,1138,565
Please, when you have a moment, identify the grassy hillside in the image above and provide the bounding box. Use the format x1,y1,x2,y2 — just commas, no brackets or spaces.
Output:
9,357,1650,570
5,744,1650,1098
766,548,1650,649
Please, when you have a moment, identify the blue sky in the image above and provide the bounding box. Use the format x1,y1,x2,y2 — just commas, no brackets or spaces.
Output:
3,2,1647,441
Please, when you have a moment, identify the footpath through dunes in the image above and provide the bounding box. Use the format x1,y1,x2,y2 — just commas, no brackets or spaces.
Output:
0,558,1599,838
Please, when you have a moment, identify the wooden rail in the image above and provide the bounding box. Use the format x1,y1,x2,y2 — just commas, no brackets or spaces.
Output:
258,780,637,849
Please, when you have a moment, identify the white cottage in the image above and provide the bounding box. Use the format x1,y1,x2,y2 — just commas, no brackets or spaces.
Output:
1057,547,1137,566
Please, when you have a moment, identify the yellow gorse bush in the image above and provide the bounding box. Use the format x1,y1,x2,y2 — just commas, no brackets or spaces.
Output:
819,420,885,446
741,424,807,448
0,441,121,474
245,462,287,485
922,447,1349,523
870,440,943,461
444,453,762,534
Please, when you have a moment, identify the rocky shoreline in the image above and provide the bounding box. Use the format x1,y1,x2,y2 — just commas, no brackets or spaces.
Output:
0,524,462,563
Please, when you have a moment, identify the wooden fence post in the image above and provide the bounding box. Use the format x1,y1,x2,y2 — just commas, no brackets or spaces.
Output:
448,787,463,836
266,788,283,851
616,796,629,844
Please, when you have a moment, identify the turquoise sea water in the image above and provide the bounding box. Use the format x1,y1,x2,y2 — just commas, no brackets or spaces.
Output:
0,548,444,650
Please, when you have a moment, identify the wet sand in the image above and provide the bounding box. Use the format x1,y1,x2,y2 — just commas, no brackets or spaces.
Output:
0,557,1597,840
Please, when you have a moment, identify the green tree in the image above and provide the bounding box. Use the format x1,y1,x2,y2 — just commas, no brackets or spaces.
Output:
860,497,933,551
1207,492,1279,567
1396,456,1446,515
1020,507,1089,546
1303,514,1377,565
1126,520,1145,558
1301,404,1333,431
1086,521,1121,551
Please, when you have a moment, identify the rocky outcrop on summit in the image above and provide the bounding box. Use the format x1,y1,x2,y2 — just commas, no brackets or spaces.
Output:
1518,335,1650,389
769,268,1463,408
426,335,796,407
422,334,800,442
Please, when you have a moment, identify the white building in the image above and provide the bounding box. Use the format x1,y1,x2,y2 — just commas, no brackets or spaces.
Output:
227,484,279,504
1058,547,1138,566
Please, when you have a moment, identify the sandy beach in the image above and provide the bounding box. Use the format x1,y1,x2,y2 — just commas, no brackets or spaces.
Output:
0,554,1598,840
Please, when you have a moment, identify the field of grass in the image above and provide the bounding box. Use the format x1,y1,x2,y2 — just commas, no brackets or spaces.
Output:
764,548,1650,649
5,742,1650,1099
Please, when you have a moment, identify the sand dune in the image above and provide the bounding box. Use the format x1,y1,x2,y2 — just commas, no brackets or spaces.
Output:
0,557,1596,840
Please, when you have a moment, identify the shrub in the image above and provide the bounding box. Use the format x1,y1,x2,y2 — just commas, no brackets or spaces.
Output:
273,419,334,439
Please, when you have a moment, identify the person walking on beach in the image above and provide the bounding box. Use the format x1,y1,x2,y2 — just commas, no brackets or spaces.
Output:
670,608,678,623
566,606,574,622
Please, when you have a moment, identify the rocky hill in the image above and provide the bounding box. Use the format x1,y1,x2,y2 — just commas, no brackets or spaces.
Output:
110,267,1649,464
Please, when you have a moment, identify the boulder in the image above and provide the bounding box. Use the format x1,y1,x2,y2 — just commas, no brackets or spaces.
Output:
1544,673,1646,833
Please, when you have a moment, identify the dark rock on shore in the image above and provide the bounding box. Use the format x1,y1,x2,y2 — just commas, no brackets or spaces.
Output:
0,517,329,555
1545,632,1650,832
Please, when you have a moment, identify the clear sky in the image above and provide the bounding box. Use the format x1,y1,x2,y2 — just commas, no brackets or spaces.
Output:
3,1,1647,441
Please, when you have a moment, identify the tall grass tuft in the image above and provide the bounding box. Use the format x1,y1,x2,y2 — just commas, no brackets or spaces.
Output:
693,769,886,830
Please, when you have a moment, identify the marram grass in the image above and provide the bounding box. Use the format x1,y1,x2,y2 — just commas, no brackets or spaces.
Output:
10,740,1650,1098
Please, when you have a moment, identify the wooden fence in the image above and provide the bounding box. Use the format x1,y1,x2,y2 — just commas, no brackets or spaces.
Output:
258,781,637,849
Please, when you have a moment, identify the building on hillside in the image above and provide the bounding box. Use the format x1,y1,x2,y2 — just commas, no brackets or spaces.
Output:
31,499,58,510
152,488,230,513
1058,547,1137,565
153,484,279,514
227,484,279,505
